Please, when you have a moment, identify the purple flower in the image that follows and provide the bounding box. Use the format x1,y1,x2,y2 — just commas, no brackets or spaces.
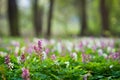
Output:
38,40,42,50
4,55,13,69
34,46,38,51
21,68,30,80
33,40,48,60
34,45,40,53
21,54,25,62
34,40,43,54
5,55,10,65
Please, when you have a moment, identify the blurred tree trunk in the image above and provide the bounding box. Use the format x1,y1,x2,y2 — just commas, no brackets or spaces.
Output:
8,0,20,36
78,0,87,36
33,0,43,37
0,0,2,36
47,0,54,38
100,0,110,36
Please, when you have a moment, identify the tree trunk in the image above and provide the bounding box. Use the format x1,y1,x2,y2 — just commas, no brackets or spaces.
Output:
47,0,54,38
79,0,87,36
8,0,20,36
33,0,43,37
100,0,109,36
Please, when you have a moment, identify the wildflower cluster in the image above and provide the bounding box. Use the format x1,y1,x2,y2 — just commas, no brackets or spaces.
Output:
0,38,120,80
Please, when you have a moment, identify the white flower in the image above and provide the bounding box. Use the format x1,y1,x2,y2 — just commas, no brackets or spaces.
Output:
75,46,79,52
21,47,25,53
42,51,47,60
56,42,62,53
66,41,73,52
96,41,101,47
110,65,113,68
103,53,107,58
15,47,19,54
65,61,69,68
50,39,56,45
107,47,112,53
0,51,7,57
8,62,14,69
11,40,19,47
98,49,103,56
17,56,21,63
54,60,59,65
26,56,30,60
71,52,77,61
112,48,116,53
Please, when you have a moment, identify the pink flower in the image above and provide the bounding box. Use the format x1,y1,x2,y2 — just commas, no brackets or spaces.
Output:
101,41,105,48
81,53,91,62
45,48,49,54
109,52,120,59
81,53,86,62
79,42,83,48
26,45,33,54
22,68,30,80
92,45,97,51
51,54,56,60
15,52,18,57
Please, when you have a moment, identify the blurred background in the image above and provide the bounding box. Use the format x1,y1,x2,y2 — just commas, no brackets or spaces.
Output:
0,0,120,38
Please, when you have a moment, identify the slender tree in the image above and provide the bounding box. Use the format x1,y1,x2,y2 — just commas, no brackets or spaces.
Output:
0,0,2,30
78,0,87,36
47,0,54,37
100,0,109,36
81,0,87,36
33,0,43,37
8,0,20,36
